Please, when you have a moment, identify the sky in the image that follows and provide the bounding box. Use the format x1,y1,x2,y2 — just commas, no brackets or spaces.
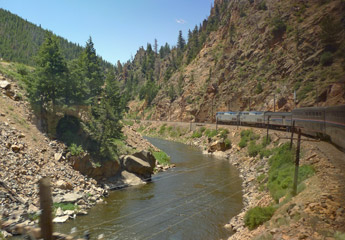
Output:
0,0,214,64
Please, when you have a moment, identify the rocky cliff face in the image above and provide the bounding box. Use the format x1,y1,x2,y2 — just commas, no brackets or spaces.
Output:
124,0,345,122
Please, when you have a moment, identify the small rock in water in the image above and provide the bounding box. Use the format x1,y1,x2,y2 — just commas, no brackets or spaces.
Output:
53,215,69,223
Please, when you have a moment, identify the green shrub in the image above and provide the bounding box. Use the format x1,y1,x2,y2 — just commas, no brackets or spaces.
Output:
267,143,314,202
298,83,313,100
219,128,229,139
53,203,77,211
241,129,259,140
204,129,218,138
17,64,29,76
248,141,262,157
271,16,286,37
261,135,271,147
158,124,167,135
123,119,134,126
255,82,263,94
69,144,84,156
192,130,203,138
239,137,248,148
153,151,170,165
258,1,267,10
199,126,206,133
320,51,333,66
244,206,276,230
259,148,272,159
225,138,232,149
257,174,266,183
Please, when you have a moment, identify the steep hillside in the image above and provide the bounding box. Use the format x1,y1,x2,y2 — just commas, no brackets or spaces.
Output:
121,0,345,122
0,8,112,69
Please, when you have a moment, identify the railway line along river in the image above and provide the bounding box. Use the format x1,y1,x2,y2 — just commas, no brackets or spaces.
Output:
55,137,243,240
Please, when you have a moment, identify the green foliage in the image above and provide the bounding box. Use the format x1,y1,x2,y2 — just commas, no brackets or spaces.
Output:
258,1,268,10
123,119,134,126
139,81,159,106
298,82,313,100
320,51,333,66
334,231,345,240
255,82,263,94
153,151,170,165
239,137,248,148
82,70,123,161
262,135,271,147
168,84,177,102
0,9,112,68
53,203,77,211
69,144,84,156
177,30,186,51
219,128,229,139
27,34,69,112
17,64,29,76
271,16,286,37
248,141,262,157
244,206,276,230
199,126,206,133
158,124,167,135
267,143,315,202
192,130,203,138
225,138,232,149
204,129,218,138
319,16,342,52
260,148,272,159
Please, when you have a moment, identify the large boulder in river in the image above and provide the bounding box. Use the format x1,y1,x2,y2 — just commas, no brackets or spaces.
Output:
132,150,156,169
70,153,120,180
122,155,154,179
208,139,227,152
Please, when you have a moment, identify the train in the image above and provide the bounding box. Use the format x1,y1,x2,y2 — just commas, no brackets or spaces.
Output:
216,105,345,150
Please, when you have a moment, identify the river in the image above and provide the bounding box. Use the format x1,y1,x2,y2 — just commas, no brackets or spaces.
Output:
55,137,243,240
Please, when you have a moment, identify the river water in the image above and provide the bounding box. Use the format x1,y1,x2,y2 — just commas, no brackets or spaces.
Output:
55,137,243,240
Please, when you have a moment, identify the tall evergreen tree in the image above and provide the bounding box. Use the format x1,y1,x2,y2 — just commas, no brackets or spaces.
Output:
177,30,186,51
28,34,68,114
84,70,123,160
80,37,104,103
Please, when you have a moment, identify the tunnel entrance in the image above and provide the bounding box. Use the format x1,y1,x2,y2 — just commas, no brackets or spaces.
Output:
56,115,82,146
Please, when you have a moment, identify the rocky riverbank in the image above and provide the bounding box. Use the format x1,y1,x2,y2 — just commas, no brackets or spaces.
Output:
0,75,171,238
134,121,345,240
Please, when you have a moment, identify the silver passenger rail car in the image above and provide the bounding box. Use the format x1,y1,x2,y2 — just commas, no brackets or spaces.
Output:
264,112,292,129
292,107,326,137
216,111,239,124
239,111,265,126
325,105,345,151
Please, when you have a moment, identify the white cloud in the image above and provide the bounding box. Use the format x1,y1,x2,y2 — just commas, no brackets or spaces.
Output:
176,19,187,24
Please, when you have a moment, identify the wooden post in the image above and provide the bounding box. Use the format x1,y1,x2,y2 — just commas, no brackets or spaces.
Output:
292,129,301,196
290,120,295,150
273,95,276,112
249,97,251,111
190,121,192,132
39,177,53,240
266,117,269,139
211,97,214,123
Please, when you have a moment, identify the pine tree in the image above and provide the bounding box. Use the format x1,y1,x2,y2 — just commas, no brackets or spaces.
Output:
28,34,68,113
84,70,123,160
177,30,186,51
80,37,104,103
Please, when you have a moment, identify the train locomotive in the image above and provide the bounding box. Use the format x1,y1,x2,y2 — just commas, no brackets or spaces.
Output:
216,105,345,150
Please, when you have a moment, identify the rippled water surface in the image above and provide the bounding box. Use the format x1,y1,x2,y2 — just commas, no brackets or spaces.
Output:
55,137,243,240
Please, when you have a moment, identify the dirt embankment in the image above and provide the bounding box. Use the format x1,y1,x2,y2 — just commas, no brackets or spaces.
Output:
135,120,345,240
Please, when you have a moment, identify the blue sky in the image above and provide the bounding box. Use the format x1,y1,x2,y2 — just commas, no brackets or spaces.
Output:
1,0,214,64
